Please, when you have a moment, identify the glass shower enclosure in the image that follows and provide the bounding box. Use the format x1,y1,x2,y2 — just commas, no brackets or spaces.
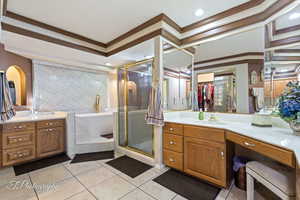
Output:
117,60,154,157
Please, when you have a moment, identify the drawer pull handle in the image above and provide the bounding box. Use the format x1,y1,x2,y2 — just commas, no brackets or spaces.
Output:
169,158,175,162
169,141,176,145
244,142,255,147
18,138,23,141
169,128,174,131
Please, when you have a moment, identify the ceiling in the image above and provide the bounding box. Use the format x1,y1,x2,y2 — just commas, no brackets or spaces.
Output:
7,0,248,43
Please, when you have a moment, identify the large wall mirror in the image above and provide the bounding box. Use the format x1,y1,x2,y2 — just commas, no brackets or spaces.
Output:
193,27,265,114
162,41,194,111
264,4,300,111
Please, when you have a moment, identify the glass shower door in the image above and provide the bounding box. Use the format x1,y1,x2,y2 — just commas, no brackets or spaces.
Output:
118,61,154,156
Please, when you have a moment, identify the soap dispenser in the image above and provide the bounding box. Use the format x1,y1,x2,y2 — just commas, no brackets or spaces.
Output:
198,109,204,120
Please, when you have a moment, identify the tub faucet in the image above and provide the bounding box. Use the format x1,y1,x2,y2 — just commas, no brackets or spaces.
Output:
96,95,101,112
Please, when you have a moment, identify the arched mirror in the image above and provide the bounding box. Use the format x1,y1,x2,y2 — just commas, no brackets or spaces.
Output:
6,65,27,106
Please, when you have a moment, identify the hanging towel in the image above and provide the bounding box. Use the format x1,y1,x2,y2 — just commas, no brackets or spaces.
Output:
252,88,264,111
0,72,16,121
145,61,164,126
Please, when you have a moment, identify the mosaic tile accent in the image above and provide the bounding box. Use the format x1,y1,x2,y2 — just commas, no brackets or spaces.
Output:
33,62,108,112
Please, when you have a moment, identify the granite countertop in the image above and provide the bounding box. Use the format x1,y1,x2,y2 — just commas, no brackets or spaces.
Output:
164,114,300,167
0,111,68,124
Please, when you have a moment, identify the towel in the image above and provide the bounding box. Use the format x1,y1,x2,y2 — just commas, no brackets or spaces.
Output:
0,72,16,121
252,88,264,110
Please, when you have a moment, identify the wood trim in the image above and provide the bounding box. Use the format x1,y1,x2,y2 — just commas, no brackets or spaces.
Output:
194,52,264,65
182,0,295,45
273,23,300,35
2,0,295,58
270,35,300,48
106,14,164,46
274,49,300,53
161,29,181,46
1,22,107,57
182,0,265,32
194,59,264,71
5,11,107,48
106,29,163,56
161,14,182,33
271,56,300,61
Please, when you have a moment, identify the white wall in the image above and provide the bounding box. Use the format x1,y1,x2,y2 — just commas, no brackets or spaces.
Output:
235,64,250,113
33,60,110,113
195,27,264,62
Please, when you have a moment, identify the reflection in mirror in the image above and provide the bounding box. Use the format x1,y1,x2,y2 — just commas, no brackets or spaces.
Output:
194,27,265,114
264,45,300,109
264,4,300,110
162,41,194,111
6,65,27,106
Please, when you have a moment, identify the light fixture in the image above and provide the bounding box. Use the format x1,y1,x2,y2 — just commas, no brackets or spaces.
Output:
289,12,300,20
195,9,204,17
105,62,112,66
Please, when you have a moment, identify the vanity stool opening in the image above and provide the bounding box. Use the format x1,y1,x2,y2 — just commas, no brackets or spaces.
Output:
246,161,296,200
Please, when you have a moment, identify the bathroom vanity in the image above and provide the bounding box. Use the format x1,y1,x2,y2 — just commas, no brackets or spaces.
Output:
0,112,67,167
163,112,300,189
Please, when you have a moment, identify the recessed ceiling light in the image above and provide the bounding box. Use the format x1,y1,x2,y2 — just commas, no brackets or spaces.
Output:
105,62,112,66
289,12,300,20
195,9,204,17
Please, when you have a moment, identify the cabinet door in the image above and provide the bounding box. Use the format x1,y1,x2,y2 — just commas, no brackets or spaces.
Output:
184,137,226,187
37,127,64,158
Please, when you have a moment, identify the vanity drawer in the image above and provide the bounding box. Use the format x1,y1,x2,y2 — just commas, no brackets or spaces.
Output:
2,145,36,166
184,125,225,143
2,131,35,149
2,122,35,133
226,131,295,168
163,133,183,153
163,123,183,135
37,120,65,129
163,149,183,171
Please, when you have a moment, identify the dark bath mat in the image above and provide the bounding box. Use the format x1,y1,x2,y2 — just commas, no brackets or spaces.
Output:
14,153,70,176
101,133,113,139
71,151,114,164
153,169,221,200
106,155,152,178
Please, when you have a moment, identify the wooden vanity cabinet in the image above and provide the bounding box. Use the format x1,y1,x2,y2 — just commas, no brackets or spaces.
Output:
37,120,65,158
1,119,65,167
163,123,229,188
184,126,227,187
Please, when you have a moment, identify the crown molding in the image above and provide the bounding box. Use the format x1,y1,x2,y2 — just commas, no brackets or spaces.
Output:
1,0,298,58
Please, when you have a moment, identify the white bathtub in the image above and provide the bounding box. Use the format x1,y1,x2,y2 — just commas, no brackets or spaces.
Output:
74,112,114,154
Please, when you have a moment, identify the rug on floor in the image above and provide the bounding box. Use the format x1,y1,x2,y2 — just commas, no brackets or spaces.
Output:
71,151,114,164
106,155,152,178
14,153,70,176
153,169,221,200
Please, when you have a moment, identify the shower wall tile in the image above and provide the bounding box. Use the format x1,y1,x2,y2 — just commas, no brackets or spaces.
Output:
33,61,108,112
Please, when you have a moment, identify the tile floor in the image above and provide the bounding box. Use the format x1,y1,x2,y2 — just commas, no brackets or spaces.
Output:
0,156,275,200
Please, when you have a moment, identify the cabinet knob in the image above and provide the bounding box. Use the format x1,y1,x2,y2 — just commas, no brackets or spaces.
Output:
18,138,23,141
220,151,224,159
169,141,175,145
169,128,174,131
244,142,255,147
169,158,175,162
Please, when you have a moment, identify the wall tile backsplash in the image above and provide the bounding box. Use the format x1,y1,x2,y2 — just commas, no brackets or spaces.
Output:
33,61,108,113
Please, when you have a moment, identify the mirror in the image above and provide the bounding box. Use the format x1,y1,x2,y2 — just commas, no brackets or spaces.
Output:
193,27,265,114
264,4,300,110
6,65,27,106
264,46,300,109
162,41,194,111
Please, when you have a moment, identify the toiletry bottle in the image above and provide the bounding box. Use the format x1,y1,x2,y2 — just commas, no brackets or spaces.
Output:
199,109,204,120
